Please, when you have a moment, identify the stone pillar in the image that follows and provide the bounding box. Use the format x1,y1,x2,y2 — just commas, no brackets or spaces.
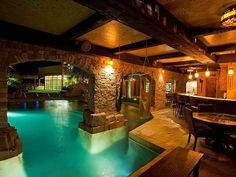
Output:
0,63,22,160
0,64,8,127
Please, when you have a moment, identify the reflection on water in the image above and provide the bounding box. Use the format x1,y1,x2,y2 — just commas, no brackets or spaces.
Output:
121,103,152,131
2,100,158,177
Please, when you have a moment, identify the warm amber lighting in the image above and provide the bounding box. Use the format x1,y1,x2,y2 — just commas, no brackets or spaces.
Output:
107,59,113,66
188,73,193,80
205,68,210,77
221,5,236,27
228,67,234,76
194,71,199,78
162,69,165,74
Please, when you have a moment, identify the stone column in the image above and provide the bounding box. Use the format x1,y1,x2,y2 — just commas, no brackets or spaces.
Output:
0,63,22,160
0,64,8,127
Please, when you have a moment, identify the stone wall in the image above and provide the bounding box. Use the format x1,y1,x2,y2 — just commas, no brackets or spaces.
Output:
0,39,186,114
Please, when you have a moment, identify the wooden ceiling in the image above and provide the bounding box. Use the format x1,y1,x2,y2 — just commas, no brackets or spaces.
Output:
78,20,150,48
0,0,94,35
0,0,236,73
199,30,236,47
158,0,236,28
126,44,177,57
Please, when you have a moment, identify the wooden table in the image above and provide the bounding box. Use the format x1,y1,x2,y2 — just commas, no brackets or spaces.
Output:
193,112,236,151
140,147,203,177
193,112,236,126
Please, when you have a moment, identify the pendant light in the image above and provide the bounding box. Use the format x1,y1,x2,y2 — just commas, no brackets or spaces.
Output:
194,71,199,78
205,67,210,77
228,63,234,76
188,72,193,80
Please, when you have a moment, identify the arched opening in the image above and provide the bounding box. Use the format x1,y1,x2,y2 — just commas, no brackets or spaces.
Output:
119,72,155,130
7,60,95,111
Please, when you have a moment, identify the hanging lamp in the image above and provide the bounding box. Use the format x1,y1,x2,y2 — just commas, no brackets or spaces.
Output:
228,63,234,76
194,71,199,78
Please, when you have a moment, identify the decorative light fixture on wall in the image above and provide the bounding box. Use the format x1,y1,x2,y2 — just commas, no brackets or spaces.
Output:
107,59,113,66
194,71,199,78
221,5,236,27
205,67,210,77
228,63,234,76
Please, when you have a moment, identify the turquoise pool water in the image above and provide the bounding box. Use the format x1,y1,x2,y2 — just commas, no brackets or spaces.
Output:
7,100,159,177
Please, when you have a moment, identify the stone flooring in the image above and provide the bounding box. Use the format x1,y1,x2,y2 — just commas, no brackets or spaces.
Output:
130,108,236,177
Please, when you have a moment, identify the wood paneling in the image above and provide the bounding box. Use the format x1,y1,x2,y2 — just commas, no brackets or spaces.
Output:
200,30,236,47
127,44,177,57
0,0,94,35
158,0,236,28
159,56,194,63
78,20,150,48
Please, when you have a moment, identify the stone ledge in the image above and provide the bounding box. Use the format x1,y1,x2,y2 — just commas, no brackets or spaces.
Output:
0,126,22,161
79,109,127,134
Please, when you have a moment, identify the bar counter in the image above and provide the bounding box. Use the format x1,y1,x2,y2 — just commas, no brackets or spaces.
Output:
177,93,236,115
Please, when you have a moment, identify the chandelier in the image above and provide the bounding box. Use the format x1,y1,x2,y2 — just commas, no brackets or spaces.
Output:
221,5,236,27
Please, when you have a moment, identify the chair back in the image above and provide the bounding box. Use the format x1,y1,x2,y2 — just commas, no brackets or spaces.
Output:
185,108,196,135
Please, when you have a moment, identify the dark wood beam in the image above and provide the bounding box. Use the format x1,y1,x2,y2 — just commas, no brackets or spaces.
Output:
61,13,111,39
163,60,200,67
208,43,236,53
217,54,236,63
178,64,220,71
112,39,163,54
148,52,186,62
191,26,236,37
0,20,141,62
75,0,215,64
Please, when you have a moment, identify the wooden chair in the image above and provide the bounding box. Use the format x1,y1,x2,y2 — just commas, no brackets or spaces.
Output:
185,108,212,150
224,132,236,162
171,93,177,117
176,95,185,118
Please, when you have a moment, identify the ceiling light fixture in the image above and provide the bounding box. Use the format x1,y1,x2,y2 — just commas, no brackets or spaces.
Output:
205,67,210,77
194,71,199,78
228,63,234,76
188,72,193,80
221,5,236,27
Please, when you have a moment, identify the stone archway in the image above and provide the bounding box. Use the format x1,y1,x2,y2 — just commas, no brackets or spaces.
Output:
0,40,119,160
9,59,96,112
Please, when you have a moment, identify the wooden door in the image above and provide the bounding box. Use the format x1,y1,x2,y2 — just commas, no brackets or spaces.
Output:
206,78,216,97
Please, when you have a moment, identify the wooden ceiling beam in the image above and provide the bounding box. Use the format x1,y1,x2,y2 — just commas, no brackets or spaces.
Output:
216,54,236,63
208,43,236,53
112,38,163,54
0,20,144,63
191,26,236,37
148,52,186,62
163,60,200,67
61,13,111,39
75,0,215,64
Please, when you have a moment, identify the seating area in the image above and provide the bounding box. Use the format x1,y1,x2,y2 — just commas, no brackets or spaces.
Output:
171,94,236,162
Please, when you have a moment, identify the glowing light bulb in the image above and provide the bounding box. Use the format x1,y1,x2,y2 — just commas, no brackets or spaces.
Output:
205,69,210,77
188,73,193,80
194,72,199,78
107,59,113,66
162,69,165,74
228,67,234,76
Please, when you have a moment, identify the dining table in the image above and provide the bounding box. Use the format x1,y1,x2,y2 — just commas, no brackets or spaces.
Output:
192,112,236,127
192,112,236,150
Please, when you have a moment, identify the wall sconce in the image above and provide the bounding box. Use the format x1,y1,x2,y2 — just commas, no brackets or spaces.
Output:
194,71,199,78
205,68,210,77
107,59,113,66
228,63,234,76
162,69,165,74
